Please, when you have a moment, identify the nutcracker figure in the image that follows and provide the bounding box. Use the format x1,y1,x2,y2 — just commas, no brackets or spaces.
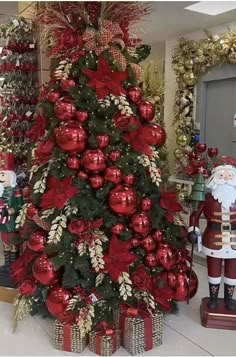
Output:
0,152,23,287
188,157,236,312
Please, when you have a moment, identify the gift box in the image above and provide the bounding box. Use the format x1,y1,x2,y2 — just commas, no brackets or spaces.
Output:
119,305,163,355
54,319,87,353
89,321,121,356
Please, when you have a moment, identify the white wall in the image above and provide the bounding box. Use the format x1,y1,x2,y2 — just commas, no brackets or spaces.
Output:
142,41,165,73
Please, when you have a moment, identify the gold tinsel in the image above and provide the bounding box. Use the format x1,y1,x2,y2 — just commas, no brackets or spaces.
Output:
13,294,32,332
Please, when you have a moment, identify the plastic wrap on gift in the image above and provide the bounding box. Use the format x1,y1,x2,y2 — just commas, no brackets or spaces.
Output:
89,323,121,356
54,319,87,353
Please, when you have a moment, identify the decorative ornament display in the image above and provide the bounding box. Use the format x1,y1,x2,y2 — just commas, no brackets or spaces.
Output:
97,134,110,148
89,175,104,189
82,149,106,173
123,173,135,186
47,89,61,103
105,166,122,184
142,124,166,148
75,110,89,123
28,231,46,252
127,86,142,103
109,150,121,162
54,121,87,153
111,223,125,235
32,254,59,285
130,212,151,236
156,243,177,271
109,185,138,215
145,253,158,267
66,156,80,170
139,101,155,122
54,97,76,122
152,229,164,242
141,197,152,211
142,235,156,252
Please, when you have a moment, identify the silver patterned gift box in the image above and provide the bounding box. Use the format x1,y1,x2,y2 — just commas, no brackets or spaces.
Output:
89,329,121,356
54,319,87,353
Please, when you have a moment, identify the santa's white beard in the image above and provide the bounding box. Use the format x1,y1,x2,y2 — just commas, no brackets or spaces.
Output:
212,184,236,210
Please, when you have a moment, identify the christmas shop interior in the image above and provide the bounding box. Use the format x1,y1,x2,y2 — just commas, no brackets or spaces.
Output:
0,1,236,356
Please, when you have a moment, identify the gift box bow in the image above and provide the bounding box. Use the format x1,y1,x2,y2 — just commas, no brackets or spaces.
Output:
94,321,118,354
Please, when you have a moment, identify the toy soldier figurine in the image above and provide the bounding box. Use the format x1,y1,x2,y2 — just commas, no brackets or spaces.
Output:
0,152,23,287
188,157,236,312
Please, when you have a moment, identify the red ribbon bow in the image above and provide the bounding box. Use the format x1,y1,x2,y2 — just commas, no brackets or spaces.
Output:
95,321,117,355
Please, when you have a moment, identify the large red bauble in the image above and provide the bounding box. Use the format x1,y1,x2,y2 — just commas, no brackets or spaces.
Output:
141,197,152,211
142,235,156,252
167,272,177,288
97,134,110,148
111,223,125,235
142,124,166,148
54,121,87,153
145,253,158,267
89,175,104,189
32,254,59,285
28,232,46,253
66,156,80,170
47,90,60,103
139,101,155,122
152,230,164,242
54,97,76,122
208,147,218,157
156,243,177,271
109,185,138,216
196,143,206,153
82,149,106,173
46,286,71,317
174,269,198,301
60,79,76,92
128,87,142,104
123,174,135,186
75,110,89,123
130,212,151,236
109,150,121,162
105,166,122,184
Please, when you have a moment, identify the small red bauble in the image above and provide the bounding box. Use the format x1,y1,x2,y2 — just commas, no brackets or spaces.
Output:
54,121,87,153
82,149,106,173
132,238,142,247
167,272,177,288
54,97,76,122
139,101,155,122
142,124,166,148
47,90,60,103
128,87,142,104
105,166,122,184
89,175,104,189
77,171,88,180
75,110,89,123
123,173,135,186
111,223,125,235
109,150,121,162
142,235,156,252
130,212,151,236
109,185,138,216
145,253,158,267
156,243,177,271
46,286,71,318
196,143,206,153
152,229,164,242
141,197,152,211
208,147,218,157
66,156,80,170
32,254,59,285
28,232,46,253
27,204,38,220
97,134,110,148
60,79,76,92
188,151,198,160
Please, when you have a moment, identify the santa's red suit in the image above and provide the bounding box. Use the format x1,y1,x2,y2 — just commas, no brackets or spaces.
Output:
189,159,236,311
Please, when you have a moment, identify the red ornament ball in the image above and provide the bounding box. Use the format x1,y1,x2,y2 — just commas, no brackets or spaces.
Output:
105,166,122,184
142,124,166,148
130,212,151,236
123,173,135,186
156,243,177,271
111,223,125,235
142,235,156,252
132,238,142,247
75,110,89,123
28,232,46,253
54,121,87,153
46,286,71,318
89,175,104,189
47,89,60,103
139,101,155,122
141,197,152,211
208,147,218,157
174,269,198,301
128,87,142,104
109,185,138,216
145,253,158,267
97,134,110,148
82,149,106,173
196,143,207,153
60,79,76,92
152,229,164,242
167,272,177,288
109,150,121,162
66,156,80,170
32,254,59,285
77,171,88,180
54,97,76,122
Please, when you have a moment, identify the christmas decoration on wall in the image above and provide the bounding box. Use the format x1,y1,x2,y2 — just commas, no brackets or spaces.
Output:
12,2,195,353
172,30,236,175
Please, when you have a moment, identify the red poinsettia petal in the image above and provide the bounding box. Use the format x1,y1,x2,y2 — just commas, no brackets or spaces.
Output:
110,71,128,85
47,176,60,189
97,56,111,75
54,193,68,209
65,186,80,200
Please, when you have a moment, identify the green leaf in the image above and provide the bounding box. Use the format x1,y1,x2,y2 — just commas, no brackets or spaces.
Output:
49,253,67,270
62,264,80,288
135,45,151,63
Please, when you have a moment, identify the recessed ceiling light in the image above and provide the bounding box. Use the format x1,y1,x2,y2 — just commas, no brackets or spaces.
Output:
185,1,236,16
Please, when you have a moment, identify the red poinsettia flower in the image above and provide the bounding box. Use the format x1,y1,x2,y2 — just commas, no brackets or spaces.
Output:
34,137,54,165
26,114,46,141
153,285,174,312
131,264,151,291
83,57,127,99
40,176,79,210
19,276,37,296
103,235,138,282
160,189,183,222
11,247,36,284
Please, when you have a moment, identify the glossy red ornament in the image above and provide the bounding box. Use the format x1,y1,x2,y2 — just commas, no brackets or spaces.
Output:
109,150,121,162
132,238,142,247
105,166,122,184
196,143,207,153
109,185,138,215
208,147,218,157
174,269,198,301
54,97,76,122
145,253,158,267
97,134,110,148
142,124,166,148
123,173,135,186
46,286,71,317
66,156,80,170
82,149,106,173
142,235,156,252
130,212,151,236
27,204,38,219
75,110,89,123
139,101,155,122
28,232,46,253
89,175,104,189
47,90,60,103
188,151,198,160
128,87,142,104
111,223,125,235
152,230,164,242
167,272,177,288
156,244,177,271
54,121,87,153
141,197,152,211
77,171,88,180
32,254,59,285
60,79,76,92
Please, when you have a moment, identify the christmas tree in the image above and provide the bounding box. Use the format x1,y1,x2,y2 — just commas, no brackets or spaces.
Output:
13,2,196,333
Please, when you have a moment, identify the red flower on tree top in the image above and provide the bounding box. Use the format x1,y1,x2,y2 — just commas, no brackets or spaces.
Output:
83,57,128,99
103,235,138,282
40,175,79,210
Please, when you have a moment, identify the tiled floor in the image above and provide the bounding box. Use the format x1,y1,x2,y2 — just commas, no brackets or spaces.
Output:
0,261,236,356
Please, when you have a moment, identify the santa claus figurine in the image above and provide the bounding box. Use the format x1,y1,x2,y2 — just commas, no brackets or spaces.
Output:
188,157,236,311
0,152,23,287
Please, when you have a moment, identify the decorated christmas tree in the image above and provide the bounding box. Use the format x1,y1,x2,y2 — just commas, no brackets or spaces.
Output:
13,2,197,337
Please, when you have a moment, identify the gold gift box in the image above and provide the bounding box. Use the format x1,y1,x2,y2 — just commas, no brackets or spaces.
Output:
89,329,121,356
54,319,87,353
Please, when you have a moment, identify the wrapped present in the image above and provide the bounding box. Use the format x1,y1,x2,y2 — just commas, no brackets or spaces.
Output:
89,321,121,356
54,319,87,353
119,305,163,355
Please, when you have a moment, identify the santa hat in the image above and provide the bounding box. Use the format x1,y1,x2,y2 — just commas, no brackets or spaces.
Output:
214,156,236,167
0,152,15,171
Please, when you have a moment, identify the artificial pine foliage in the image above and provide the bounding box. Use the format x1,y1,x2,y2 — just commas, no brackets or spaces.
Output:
13,2,196,337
